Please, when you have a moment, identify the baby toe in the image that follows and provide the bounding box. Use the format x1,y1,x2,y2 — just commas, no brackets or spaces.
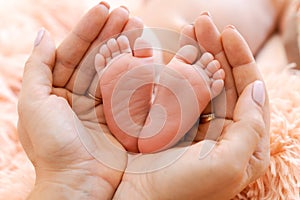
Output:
197,52,214,68
211,79,224,98
117,35,132,54
99,44,112,63
207,60,221,75
107,38,121,58
172,45,198,65
133,37,153,58
212,69,225,80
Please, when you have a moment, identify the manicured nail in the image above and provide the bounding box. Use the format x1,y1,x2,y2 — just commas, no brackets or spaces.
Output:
201,11,212,17
99,1,110,9
226,25,236,30
252,80,265,107
34,28,45,47
120,5,130,13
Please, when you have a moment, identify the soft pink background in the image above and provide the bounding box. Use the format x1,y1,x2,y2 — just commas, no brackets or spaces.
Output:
0,1,299,199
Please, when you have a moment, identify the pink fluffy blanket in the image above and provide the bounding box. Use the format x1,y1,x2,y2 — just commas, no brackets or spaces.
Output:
0,1,299,199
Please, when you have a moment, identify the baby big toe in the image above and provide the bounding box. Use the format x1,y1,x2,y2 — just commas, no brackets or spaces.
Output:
117,35,132,54
133,37,153,58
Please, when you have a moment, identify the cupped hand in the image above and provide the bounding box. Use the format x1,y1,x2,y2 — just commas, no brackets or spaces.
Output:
113,23,270,200
18,3,143,199
18,4,270,199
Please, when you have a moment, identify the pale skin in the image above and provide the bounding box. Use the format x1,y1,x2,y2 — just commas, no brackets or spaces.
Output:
123,0,290,56
115,0,298,147
18,2,270,200
18,3,143,199
124,0,300,69
96,35,225,153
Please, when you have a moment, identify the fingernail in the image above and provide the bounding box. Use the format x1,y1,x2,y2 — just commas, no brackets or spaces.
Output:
252,80,265,107
201,11,212,18
34,28,45,47
226,25,236,30
99,1,110,9
120,5,130,13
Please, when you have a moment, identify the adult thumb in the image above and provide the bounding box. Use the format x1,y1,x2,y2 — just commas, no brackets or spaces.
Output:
21,28,56,102
221,80,269,164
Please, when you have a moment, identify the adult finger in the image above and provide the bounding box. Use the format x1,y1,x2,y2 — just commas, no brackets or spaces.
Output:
221,26,263,95
65,6,131,95
21,29,56,103
53,2,110,87
86,17,144,101
219,27,271,186
195,13,238,119
18,29,55,156
216,80,269,188
122,16,144,48
222,25,270,130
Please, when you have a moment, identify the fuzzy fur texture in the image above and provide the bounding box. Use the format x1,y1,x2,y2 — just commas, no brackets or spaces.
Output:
0,1,299,199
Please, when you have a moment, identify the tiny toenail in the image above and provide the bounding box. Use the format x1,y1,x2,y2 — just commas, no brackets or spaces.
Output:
226,25,236,30
201,11,212,17
99,1,110,9
120,5,130,13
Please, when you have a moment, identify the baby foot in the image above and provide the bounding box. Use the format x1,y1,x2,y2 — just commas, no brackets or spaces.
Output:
138,45,225,153
96,35,155,153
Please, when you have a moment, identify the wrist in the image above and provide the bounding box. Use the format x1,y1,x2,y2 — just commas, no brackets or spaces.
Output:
28,169,114,200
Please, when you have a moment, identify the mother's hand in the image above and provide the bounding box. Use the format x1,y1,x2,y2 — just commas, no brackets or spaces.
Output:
113,20,270,200
18,3,143,199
